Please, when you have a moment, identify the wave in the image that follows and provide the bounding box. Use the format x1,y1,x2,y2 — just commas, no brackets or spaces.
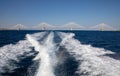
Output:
0,32,47,74
26,32,58,76
0,31,120,76
0,40,33,73
58,32,120,76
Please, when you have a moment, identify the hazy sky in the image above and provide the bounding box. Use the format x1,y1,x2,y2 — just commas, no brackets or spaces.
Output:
0,0,120,27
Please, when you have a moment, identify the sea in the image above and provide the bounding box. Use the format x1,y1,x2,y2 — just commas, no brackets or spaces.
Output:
0,30,120,76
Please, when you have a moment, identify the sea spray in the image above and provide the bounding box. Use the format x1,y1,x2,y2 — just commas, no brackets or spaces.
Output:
58,32,120,76
26,32,58,76
1,31,119,76
0,40,33,73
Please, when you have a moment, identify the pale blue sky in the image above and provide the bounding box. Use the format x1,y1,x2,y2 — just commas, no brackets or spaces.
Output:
0,0,120,28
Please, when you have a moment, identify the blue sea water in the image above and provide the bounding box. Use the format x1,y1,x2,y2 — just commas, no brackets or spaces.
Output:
0,30,120,76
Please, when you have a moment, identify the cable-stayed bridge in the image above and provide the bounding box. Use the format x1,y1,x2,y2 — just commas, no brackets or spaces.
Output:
0,22,118,31
36,22,116,31
90,23,116,31
11,24,27,30
34,22,85,30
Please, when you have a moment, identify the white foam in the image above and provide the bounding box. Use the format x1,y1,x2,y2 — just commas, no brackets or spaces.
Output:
58,32,120,76
1,31,120,76
0,32,47,73
0,40,33,73
29,32,47,41
26,32,58,76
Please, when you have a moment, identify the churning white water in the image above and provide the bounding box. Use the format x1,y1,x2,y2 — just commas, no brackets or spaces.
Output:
58,32,120,76
0,31,120,76
26,32,58,76
0,40,33,73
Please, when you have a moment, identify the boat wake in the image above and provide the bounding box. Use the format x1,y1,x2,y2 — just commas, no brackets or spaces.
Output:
0,31,120,76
